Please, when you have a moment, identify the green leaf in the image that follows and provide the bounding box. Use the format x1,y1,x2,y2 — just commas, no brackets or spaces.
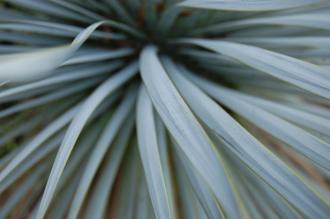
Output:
47,174,81,219
193,76,330,171
162,60,330,219
0,21,102,81
0,20,142,81
63,48,133,66
139,45,239,219
137,86,176,219
83,114,135,219
179,0,325,11
51,0,106,21
173,150,209,219
181,39,330,99
0,106,79,187
67,87,136,219
172,140,224,219
0,134,62,194
109,143,141,219
0,61,122,103
192,12,330,35
227,37,330,49
0,164,46,218
7,0,93,23
0,79,97,119
35,63,137,219
0,20,124,39
234,92,330,137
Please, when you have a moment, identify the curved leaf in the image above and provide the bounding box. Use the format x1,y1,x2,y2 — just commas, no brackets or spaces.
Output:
181,39,330,99
139,46,239,219
162,59,330,219
35,63,137,219
180,0,325,11
137,86,176,219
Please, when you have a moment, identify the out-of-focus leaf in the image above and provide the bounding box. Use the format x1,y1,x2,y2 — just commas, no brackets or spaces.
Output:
83,115,135,219
36,63,137,219
180,0,325,11
193,13,330,35
67,87,136,219
181,39,330,99
0,21,141,81
0,162,46,218
190,76,330,171
0,61,122,103
63,48,133,65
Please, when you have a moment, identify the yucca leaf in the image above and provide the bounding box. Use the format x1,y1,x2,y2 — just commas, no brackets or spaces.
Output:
228,37,330,49
56,123,105,192
181,39,330,99
0,134,62,193
67,87,136,219
0,162,45,218
172,140,224,219
0,20,141,81
192,12,330,35
47,173,81,219
139,46,239,219
0,22,102,81
6,0,95,23
0,105,79,186
50,0,107,21
1,1,330,218
135,174,156,219
36,63,137,218
0,20,124,39
194,75,330,171
110,143,141,219
233,92,330,136
0,108,59,147
104,0,138,26
0,61,122,103
63,48,133,65
173,150,209,219
0,80,94,118
162,60,330,218
180,0,325,11
137,86,176,219
83,115,135,219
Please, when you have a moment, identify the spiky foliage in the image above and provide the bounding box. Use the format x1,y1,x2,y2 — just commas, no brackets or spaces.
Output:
0,0,330,218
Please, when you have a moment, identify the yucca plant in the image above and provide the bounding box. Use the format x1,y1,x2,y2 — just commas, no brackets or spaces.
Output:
0,0,330,218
